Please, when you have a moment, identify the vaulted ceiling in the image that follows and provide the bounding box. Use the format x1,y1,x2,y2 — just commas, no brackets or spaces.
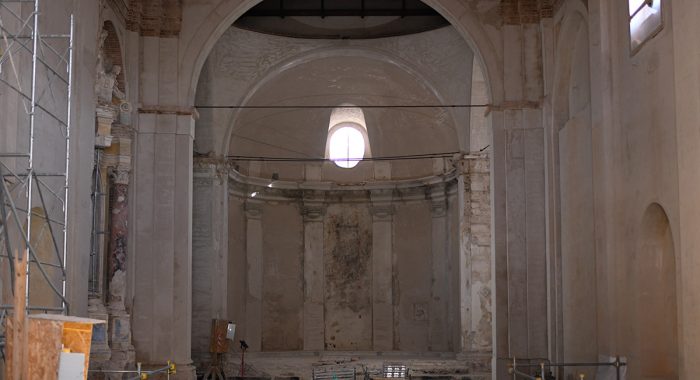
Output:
105,0,567,37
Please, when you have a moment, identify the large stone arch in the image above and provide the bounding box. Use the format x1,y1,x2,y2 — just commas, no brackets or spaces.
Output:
183,1,501,376
179,0,504,109
131,2,554,379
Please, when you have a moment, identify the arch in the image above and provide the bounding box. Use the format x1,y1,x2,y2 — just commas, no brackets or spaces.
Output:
179,0,503,109
182,1,502,374
622,203,679,379
216,45,460,155
551,3,588,131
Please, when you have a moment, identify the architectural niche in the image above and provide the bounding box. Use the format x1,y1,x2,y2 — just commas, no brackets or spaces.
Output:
88,22,136,377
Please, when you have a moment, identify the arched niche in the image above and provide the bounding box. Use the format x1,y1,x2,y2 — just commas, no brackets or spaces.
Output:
188,3,493,375
621,203,679,379
101,21,125,94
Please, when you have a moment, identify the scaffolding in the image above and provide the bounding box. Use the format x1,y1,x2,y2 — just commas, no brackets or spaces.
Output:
0,0,74,358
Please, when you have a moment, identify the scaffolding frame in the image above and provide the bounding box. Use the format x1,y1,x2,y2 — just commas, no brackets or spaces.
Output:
0,0,74,355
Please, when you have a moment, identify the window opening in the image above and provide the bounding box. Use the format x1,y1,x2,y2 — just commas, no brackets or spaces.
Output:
629,0,662,53
326,105,371,168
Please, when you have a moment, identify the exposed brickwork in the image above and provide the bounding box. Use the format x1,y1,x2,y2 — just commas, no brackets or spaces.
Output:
106,0,129,24
103,21,125,92
126,0,143,33
161,0,182,37
501,0,555,24
540,0,554,18
123,0,182,37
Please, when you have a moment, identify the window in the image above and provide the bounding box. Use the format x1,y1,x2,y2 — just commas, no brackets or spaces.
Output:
325,105,371,168
629,0,662,53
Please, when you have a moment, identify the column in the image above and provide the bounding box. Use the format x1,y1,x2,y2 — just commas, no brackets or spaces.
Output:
244,200,263,351
132,112,194,374
466,156,493,356
302,195,325,351
370,190,394,351
429,183,449,351
107,164,136,369
191,160,229,365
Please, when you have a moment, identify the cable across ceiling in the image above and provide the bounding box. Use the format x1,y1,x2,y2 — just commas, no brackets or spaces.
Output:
195,104,491,109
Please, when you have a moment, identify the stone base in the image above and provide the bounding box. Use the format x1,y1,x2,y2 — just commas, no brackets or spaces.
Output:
108,312,133,348
88,298,111,363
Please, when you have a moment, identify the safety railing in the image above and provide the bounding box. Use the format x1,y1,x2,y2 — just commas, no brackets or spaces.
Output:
88,361,176,380
504,356,626,380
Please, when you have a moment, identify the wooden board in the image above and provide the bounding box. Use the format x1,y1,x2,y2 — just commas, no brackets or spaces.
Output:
29,314,104,380
62,321,94,380
209,319,231,353
5,254,27,380
27,318,62,379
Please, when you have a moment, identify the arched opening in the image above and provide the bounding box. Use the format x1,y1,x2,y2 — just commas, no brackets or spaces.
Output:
189,1,495,377
88,18,136,372
619,203,679,379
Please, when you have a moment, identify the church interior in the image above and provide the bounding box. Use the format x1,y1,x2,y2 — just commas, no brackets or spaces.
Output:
0,0,698,379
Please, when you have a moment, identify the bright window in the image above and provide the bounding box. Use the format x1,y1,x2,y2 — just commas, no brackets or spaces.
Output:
325,105,371,168
328,125,365,168
629,0,662,53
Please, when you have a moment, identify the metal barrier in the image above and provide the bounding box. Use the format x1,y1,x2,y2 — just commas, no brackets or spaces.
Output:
88,361,176,380
313,365,357,380
383,364,408,378
504,356,626,380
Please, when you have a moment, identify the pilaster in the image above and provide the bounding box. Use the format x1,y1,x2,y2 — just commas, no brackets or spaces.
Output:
302,194,326,351
132,112,195,375
244,200,263,351
191,159,229,365
370,190,394,351
429,184,449,351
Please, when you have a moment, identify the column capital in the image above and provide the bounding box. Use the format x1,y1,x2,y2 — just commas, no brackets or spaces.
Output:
109,165,131,185
370,189,394,220
194,157,228,183
302,204,326,222
245,200,263,219
370,204,394,220
302,191,326,222
429,183,447,217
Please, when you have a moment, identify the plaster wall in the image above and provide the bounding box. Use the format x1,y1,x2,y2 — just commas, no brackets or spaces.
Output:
670,0,700,378
553,0,685,378
212,189,461,356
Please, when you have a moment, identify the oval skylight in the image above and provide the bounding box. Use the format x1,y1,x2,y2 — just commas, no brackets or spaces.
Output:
328,126,365,168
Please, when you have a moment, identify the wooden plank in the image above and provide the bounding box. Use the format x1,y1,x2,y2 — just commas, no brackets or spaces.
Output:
209,319,231,353
27,314,104,380
62,321,93,380
27,318,62,379
5,253,28,380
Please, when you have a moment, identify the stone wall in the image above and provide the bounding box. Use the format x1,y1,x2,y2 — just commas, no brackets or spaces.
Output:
191,154,492,379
